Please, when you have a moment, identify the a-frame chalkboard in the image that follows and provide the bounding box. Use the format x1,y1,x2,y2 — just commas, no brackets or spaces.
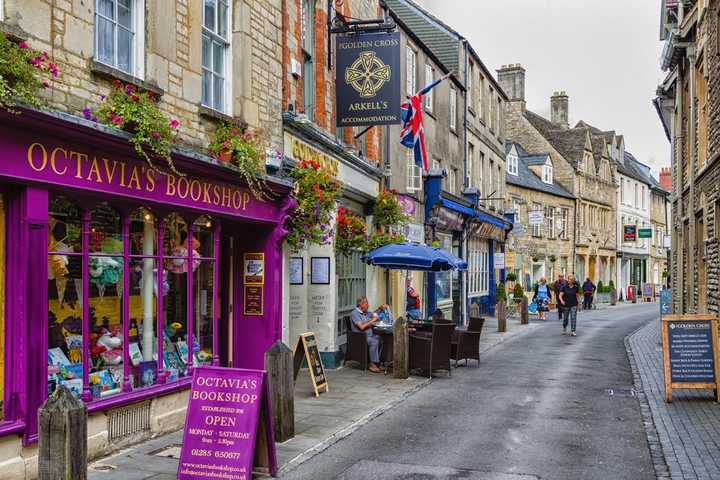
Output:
293,332,329,397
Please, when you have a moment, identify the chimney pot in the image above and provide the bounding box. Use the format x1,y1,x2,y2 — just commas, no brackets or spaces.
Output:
497,63,526,105
550,91,569,129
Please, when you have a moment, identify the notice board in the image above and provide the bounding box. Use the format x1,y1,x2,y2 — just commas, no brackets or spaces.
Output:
293,332,329,397
661,315,720,403
177,366,277,479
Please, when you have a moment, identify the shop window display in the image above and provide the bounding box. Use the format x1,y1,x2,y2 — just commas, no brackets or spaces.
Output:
48,199,218,401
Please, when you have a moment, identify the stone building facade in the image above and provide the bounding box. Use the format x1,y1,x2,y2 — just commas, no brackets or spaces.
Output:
499,64,618,284
656,0,720,314
505,141,576,291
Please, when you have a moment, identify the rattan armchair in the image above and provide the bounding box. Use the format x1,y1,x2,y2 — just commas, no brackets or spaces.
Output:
344,316,368,370
451,316,485,367
409,322,455,378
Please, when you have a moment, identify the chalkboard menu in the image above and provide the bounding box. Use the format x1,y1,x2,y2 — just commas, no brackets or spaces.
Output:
293,333,329,397
642,283,655,300
662,315,720,403
660,289,672,315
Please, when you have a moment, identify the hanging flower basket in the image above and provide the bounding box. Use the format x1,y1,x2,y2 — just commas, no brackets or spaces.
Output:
83,80,182,175
335,207,367,256
373,189,409,231
0,33,58,112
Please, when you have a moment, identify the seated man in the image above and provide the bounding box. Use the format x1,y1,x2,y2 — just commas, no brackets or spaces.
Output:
351,296,382,373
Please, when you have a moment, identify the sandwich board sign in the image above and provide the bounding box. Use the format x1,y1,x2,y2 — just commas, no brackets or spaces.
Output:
661,315,720,403
177,366,277,479
293,332,329,397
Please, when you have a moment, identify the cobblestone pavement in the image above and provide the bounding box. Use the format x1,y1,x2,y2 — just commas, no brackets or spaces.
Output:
628,319,720,480
88,317,539,479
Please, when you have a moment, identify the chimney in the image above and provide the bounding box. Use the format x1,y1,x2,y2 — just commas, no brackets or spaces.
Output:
550,91,569,129
659,167,672,191
497,64,525,107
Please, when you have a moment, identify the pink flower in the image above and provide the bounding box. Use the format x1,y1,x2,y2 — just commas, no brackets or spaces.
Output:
48,63,58,77
18,42,28,49
42,80,50,89
111,115,124,126
151,132,161,141
169,119,179,129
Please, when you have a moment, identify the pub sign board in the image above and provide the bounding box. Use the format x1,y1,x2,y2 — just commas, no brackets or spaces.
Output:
177,366,277,479
623,225,637,242
335,32,401,127
661,315,720,403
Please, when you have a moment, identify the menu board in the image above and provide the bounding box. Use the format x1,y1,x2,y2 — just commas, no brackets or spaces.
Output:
293,332,329,397
642,283,655,299
660,289,672,315
177,367,276,479
662,315,720,403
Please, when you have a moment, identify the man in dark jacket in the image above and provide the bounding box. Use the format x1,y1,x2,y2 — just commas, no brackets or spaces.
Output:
553,274,567,320
582,278,596,310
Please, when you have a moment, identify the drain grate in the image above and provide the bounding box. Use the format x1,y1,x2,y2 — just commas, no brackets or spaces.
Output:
607,388,636,397
149,444,183,459
107,400,151,443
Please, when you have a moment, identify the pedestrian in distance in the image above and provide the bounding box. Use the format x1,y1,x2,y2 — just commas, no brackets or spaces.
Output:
559,274,581,336
552,273,567,322
533,277,551,320
582,277,596,310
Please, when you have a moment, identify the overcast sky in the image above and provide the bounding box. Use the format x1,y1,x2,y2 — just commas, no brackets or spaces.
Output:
414,0,669,175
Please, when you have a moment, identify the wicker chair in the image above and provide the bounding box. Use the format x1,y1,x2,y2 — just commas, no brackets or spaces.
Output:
451,316,485,367
344,316,368,370
409,322,456,378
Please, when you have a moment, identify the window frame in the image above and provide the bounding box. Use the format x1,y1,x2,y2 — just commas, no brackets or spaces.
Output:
201,0,232,114
531,203,543,238
94,0,146,78
424,64,434,112
506,154,518,176
449,87,457,131
405,149,422,193
467,62,474,113
406,46,417,96
542,163,553,184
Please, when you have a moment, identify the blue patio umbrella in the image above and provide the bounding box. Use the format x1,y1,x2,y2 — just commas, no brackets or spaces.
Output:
363,243,467,272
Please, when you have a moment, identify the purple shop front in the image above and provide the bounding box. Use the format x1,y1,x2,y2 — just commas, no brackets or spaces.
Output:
0,109,293,446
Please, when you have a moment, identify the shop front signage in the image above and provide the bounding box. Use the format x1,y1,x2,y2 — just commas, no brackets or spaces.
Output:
293,332,329,397
243,286,264,316
624,225,637,242
335,32,401,127
397,194,417,217
662,315,720,403
638,228,652,239
284,133,380,197
243,253,264,285
431,205,465,232
663,235,672,248
660,288,672,315
528,210,544,226
494,252,505,270
18,141,276,218
177,366,277,479
468,220,505,242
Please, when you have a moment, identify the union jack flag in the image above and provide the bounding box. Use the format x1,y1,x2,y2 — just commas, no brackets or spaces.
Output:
400,75,449,172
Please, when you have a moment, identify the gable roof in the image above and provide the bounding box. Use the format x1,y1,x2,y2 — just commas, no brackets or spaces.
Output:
622,151,657,187
505,142,575,199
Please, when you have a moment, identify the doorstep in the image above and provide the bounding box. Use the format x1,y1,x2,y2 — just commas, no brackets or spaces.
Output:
88,368,429,479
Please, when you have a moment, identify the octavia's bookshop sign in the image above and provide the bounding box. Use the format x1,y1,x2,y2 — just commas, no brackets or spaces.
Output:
661,315,720,403
177,367,277,479
335,32,401,127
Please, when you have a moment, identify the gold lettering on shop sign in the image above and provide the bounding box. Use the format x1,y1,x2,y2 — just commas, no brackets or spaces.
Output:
290,137,340,177
24,142,255,212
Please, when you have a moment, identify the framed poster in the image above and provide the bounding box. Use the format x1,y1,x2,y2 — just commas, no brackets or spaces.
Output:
289,257,304,285
244,285,264,316
528,210,544,226
244,253,265,285
310,257,330,285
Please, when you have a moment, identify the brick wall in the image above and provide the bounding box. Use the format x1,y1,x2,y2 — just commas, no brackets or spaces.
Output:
3,0,284,150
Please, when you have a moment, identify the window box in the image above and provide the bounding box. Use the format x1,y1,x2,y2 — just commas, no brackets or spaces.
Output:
90,59,164,97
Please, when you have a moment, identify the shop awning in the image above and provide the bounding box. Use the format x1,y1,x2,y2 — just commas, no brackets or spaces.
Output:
474,211,507,229
440,198,475,217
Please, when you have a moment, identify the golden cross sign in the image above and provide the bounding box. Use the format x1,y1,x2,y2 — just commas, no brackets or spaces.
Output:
345,51,391,98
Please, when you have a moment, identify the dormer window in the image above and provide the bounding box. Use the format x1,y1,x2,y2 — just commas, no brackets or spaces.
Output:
542,163,553,184
506,154,518,176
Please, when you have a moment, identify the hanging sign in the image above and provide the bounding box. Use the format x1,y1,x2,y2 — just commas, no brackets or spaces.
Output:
292,332,329,397
623,225,637,242
528,211,544,226
638,228,652,239
660,288,672,315
662,315,720,403
177,366,277,479
493,252,505,270
335,32,401,127
243,253,264,285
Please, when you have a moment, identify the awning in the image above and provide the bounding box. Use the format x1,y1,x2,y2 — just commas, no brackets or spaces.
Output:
440,198,475,217
475,211,506,229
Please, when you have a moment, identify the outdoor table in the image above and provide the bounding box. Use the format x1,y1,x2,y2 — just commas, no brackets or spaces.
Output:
373,326,394,364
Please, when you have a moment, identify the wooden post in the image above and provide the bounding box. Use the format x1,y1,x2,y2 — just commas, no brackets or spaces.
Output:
39,385,87,480
497,302,507,333
393,317,409,379
520,297,529,325
264,341,294,443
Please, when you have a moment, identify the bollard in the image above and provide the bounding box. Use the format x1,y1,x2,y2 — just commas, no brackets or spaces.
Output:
264,341,295,442
393,317,409,379
521,297,529,325
39,385,87,480
609,288,617,306
497,302,507,332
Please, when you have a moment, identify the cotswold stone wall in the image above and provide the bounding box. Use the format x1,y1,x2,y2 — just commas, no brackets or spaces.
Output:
3,0,283,150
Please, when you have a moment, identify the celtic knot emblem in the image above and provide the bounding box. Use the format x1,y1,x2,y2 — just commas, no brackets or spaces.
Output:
345,51,391,98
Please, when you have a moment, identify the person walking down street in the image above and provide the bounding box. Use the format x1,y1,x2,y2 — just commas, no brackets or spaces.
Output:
351,296,382,373
559,275,581,336
553,274,567,321
533,277,551,320
582,277,596,310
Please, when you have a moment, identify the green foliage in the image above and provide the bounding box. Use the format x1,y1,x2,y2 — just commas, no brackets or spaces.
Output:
367,232,406,251
208,121,271,200
513,283,524,299
0,33,57,111
597,280,604,291
284,159,341,251
608,279,615,290
87,80,181,175
335,207,367,256
373,189,408,230
506,272,517,282
496,282,507,303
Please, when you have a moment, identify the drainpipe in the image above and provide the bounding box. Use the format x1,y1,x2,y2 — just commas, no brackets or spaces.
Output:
461,39,469,325
383,5,391,307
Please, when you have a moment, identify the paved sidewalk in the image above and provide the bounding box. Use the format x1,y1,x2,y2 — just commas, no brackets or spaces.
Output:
88,316,539,479
628,319,720,479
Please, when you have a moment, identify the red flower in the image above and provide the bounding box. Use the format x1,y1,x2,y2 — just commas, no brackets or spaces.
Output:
112,79,122,88
132,95,140,102
169,119,180,129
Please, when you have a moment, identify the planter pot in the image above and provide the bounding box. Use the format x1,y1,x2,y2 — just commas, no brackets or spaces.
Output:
218,150,233,164
596,293,610,304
